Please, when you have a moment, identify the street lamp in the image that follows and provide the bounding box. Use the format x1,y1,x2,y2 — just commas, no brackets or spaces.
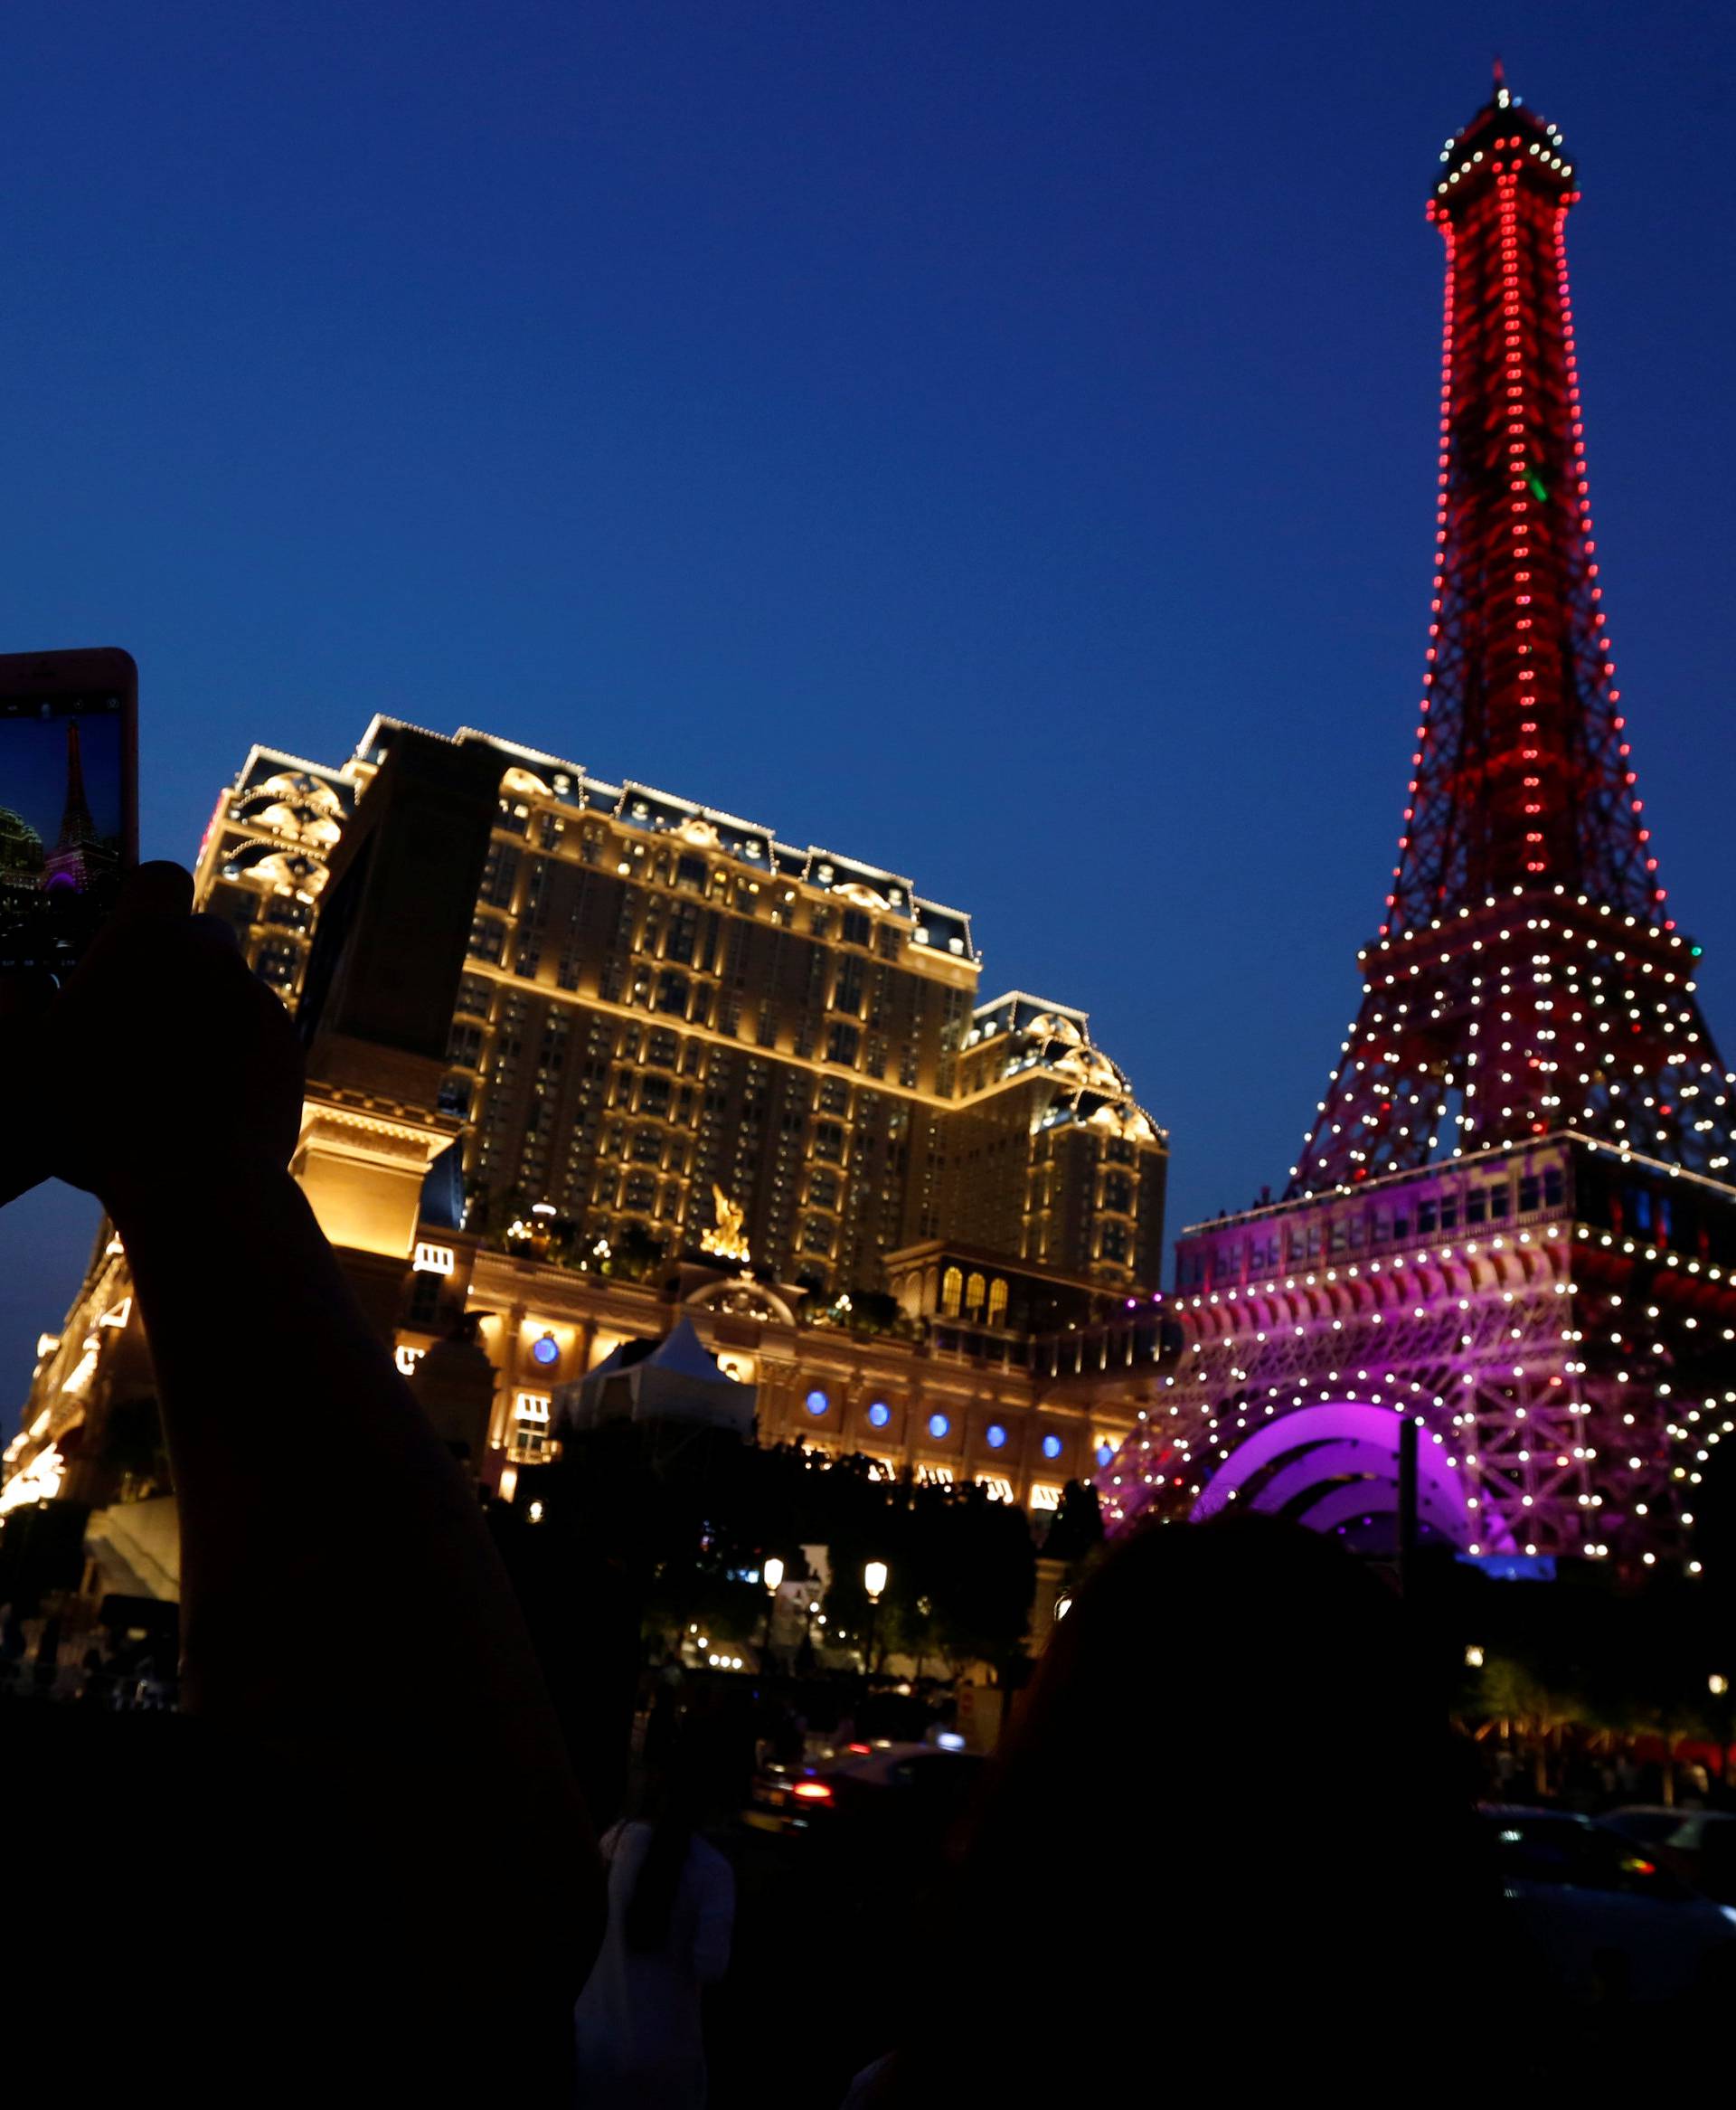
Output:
1712,1674,1731,1789
1711,1673,1730,1698
760,1556,785,1671
1465,1644,1486,1670
863,1559,889,1676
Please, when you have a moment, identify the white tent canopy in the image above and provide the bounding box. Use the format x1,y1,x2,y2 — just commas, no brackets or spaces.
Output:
552,1316,755,1437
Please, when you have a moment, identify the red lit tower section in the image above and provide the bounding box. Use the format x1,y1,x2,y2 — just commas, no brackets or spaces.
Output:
1293,78,1736,1192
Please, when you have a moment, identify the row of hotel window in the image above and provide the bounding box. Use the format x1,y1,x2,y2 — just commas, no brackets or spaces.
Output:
939,1268,1009,1324
1176,1167,1568,1289
486,818,919,953
462,929,921,1076
502,1382,1117,1479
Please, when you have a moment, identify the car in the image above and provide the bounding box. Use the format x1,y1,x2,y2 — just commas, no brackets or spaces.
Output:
1601,1806,1736,1904
1480,1805,1736,2007
745,1738,986,1840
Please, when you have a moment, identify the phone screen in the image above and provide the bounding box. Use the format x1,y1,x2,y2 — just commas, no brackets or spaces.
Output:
0,690,131,973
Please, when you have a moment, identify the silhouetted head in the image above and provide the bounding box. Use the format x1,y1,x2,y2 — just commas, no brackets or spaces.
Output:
625,1708,741,1952
873,1516,1484,2104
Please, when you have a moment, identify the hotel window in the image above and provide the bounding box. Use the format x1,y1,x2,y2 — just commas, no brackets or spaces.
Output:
964,1272,986,1316
676,854,707,893
1518,1176,1541,1213
481,842,520,906
656,970,689,1017
834,955,865,1014
876,925,902,960
825,1022,860,1067
986,1278,1008,1326
1487,1185,1509,1219
1543,1168,1564,1208
467,915,505,963
941,1266,963,1317
512,1392,552,1461
1439,1195,1458,1232
1100,1223,1129,1263
1416,1201,1437,1235
1466,1188,1486,1225
407,1271,442,1329
638,1075,672,1117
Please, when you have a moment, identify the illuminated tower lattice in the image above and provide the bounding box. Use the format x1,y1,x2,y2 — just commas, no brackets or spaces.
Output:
1092,73,1736,1571
44,717,102,892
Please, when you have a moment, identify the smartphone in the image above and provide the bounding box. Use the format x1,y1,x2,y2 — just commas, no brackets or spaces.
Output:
0,647,137,977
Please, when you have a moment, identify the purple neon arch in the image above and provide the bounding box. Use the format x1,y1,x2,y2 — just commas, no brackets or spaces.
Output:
1295,1481,1467,1541
1250,1448,1470,1540
1190,1403,1487,1550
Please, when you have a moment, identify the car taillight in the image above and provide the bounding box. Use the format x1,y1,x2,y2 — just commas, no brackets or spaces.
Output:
792,1781,834,1802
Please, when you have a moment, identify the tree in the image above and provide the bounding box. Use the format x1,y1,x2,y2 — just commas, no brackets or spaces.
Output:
1042,1480,1105,1567
605,1222,666,1283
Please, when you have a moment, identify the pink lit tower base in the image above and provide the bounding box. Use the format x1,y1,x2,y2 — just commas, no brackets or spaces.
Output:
1098,71,1736,1575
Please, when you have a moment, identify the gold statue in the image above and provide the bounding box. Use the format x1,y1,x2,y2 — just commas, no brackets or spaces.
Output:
701,1182,750,1263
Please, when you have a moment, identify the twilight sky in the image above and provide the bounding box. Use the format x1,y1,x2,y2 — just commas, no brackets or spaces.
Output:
2,2,1733,1402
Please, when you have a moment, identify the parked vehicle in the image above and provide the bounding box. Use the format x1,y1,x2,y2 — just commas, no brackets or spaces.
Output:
1481,1805,1736,2006
746,1738,984,1840
1601,1805,1736,1904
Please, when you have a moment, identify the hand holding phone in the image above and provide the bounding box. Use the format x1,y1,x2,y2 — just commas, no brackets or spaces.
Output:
0,647,137,978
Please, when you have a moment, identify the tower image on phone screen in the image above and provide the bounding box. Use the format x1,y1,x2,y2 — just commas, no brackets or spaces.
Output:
0,693,127,970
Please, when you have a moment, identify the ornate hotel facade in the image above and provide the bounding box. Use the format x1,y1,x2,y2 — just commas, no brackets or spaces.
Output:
5,718,1168,1573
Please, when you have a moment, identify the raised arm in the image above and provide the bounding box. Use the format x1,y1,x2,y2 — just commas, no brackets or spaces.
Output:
19,865,602,2084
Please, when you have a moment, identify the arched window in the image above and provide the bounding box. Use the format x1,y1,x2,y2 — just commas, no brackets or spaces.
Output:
965,1272,986,1316
940,1265,963,1317
986,1278,1008,1326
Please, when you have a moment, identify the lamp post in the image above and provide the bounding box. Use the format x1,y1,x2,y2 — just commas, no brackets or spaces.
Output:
1712,1672,1731,1789
760,1556,784,1672
863,1559,888,1676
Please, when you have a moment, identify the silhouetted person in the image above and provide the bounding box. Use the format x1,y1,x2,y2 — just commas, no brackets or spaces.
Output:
844,1514,1496,2105
575,1713,736,2106
0,865,603,2104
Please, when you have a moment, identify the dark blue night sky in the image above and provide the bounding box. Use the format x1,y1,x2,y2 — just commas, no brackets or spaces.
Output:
1,3,1733,1396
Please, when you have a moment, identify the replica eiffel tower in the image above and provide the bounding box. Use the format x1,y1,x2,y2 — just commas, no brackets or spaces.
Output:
1097,71,1736,1571
43,715,105,891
